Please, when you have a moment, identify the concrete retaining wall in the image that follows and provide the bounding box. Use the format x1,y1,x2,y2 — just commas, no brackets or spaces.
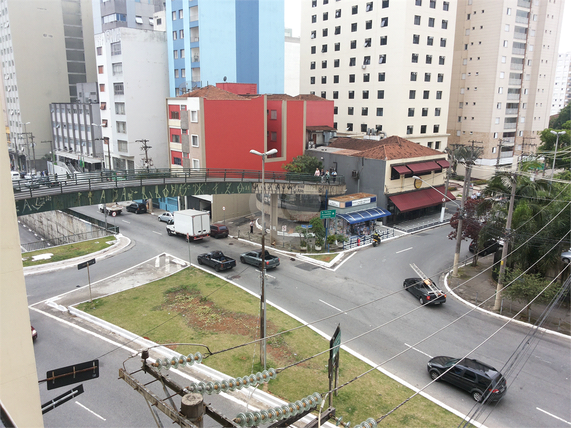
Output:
19,210,106,241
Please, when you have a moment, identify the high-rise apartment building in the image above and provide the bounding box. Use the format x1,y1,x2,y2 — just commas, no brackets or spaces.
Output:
93,0,169,170
1,0,96,172
551,51,571,116
447,0,564,176
166,0,285,96
300,0,456,150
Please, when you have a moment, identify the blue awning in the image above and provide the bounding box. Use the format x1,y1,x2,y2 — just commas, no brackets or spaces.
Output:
337,208,391,224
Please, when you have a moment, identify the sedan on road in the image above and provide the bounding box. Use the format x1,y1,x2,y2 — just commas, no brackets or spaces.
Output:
158,212,174,223
427,356,507,403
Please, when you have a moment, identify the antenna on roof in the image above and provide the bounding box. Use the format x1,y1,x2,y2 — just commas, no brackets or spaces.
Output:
223,76,227,82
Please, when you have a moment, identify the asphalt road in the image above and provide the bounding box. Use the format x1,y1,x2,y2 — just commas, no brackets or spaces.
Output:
26,206,571,427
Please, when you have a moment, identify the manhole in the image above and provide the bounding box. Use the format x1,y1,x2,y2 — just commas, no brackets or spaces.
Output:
296,263,319,271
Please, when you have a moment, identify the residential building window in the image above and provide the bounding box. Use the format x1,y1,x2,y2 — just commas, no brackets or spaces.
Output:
425,72,431,82
363,73,370,82
334,59,340,67
362,107,368,116
172,10,177,20
435,107,441,116
364,38,371,47
98,65,104,74
426,55,432,64
436,91,442,99
409,90,416,99
421,125,427,134
349,57,356,66
377,108,383,116
174,50,179,59
117,140,128,153
439,56,445,65
335,26,341,35
410,72,417,81
433,125,440,133
322,60,327,68
408,108,415,117
335,9,341,18
110,42,121,55
435,141,440,149
443,2,449,11
412,53,418,63
271,131,277,141
99,84,105,92
191,135,199,147
175,69,179,78
334,75,339,83
430,0,436,8
378,54,386,64
322,76,327,84
322,44,327,52
351,40,357,49
378,72,385,81
334,107,338,115
437,73,444,82
414,15,421,25
428,142,433,148
377,90,384,99
335,42,340,51
348,107,354,115
333,91,339,99
440,38,446,47
310,77,315,84
427,36,434,46
413,34,420,44
135,15,143,24
191,111,198,122
363,56,371,65
312,14,317,23
407,125,413,135
172,134,180,143
429,17,435,27
380,36,387,45
97,46,102,55
366,2,373,11
347,123,353,131
323,28,328,37
173,31,177,40
115,102,125,114
416,0,422,5
363,90,369,99
383,0,389,7
422,108,428,116
442,20,448,29
380,17,388,27
100,102,106,110
352,5,358,14
311,46,316,54
348,91,355,99
116,121,126,133
323,12,328,20
366,20,372,29
310,61,316,70
351,23,357,32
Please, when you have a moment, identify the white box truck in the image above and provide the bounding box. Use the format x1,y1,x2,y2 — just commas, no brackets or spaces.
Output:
166,209,210,241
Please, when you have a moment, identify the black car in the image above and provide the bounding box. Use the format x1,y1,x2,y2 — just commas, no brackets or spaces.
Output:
127,202,147,214
403,278,446,305
427,356,507,403
469,239,502,256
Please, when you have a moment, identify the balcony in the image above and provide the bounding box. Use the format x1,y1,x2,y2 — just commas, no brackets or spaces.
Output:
504,123,517,129
512,48,525,55
509,79,522,85
507,93,521,100
510,63,523,71
514,32,527,40
517,0,530,8
505,108,518,115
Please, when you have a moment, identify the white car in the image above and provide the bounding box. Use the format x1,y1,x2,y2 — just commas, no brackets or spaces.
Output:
562,249,571,264
158,212,175,223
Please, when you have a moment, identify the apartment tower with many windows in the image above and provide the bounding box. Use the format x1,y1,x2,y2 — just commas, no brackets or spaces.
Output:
447,0,564,177
300,0,456,150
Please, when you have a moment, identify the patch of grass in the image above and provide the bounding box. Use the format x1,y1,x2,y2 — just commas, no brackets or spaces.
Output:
305,253,338,263
22,236,117,267
77,267,468,427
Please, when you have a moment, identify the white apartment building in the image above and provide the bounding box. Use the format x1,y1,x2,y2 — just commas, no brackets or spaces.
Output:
551,51,571,116
95,27,169,170
300,0,456,150
447,0,564,177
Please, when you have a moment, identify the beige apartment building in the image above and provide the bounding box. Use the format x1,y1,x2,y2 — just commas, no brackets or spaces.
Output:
300,0,457,150
447,0,564,178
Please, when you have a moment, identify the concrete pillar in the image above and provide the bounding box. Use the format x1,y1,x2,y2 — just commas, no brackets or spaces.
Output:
270,193,278,245
180,393,204,427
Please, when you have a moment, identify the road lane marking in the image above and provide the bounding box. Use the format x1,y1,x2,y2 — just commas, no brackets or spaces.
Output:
319,299,347,314
405,343,432,358
75,401,106,421
153,231,162,235
332,251,357,272
122,220,130,223
536,408,571,425
396,247,413,254
534,355,552,364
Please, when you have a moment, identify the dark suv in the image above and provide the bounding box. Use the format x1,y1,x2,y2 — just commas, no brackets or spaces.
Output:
127,202,147,214
210,223,229,239
427,356,507,403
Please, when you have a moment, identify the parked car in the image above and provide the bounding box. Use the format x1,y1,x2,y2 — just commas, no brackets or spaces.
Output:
562,249,571,264
240,250,280,269
158,212,175,223
127,202,147,214
403,277,446,305
427,356,507,403
31,325,37,342
197,251,236,272
210,223,229,239
469,239,502,256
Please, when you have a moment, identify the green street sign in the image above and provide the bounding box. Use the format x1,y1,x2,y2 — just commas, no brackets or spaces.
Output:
320,209,336,219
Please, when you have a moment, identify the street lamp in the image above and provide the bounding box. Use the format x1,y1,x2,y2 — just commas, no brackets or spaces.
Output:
412,175,460,222
92,123,111,170
20,122,31,172
250,147,277,369
549,130,565,179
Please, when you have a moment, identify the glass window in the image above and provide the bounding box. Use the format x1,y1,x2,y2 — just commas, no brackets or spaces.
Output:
427,36,434,46
378,72,385,81
414,15,421,25
411,72,417,81
408,108,415,117
413,34,420,44
429,17,435,27
409,90,416,99
407,125,413,135
380,36,387,45
380,17,388,27
442,20,448,29
377,90,384,99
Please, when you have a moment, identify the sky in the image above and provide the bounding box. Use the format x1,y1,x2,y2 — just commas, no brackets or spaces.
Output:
285,0,571,53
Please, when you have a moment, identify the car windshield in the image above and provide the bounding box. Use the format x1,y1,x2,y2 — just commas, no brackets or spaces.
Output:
443,358,460,368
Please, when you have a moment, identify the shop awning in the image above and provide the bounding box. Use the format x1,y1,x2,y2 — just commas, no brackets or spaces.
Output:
406,161,441,175
436,159,450,169
389,186,456,213
337,207,391,224
393,165,411,174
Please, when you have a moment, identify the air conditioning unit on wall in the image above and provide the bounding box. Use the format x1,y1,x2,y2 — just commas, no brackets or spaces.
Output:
352,170,359,179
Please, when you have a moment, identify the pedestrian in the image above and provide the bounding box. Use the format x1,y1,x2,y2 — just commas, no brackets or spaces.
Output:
314,168,320,177
325,170,330,183
332,170,337,183
250,220,254,234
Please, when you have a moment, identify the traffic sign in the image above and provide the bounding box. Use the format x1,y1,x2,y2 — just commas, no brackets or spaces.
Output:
320,209,336,219
46,360,99,390
77,258,96,270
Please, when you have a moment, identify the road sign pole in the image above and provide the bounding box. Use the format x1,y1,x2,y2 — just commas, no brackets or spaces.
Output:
87,263,92,303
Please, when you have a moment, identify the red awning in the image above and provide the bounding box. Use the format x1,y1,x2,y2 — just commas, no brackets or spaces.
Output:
406,161,441,175
393,165,411,174
437,159,450,168
389,186,456,213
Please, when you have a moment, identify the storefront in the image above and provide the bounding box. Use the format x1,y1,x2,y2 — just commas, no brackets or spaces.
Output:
328,193,391,239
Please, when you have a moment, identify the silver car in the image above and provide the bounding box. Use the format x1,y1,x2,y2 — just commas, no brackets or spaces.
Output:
158,212,175,223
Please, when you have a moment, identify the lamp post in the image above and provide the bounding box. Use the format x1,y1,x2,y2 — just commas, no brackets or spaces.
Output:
92,123,111,170
20,122,31,172
549,130,565,179
250,148,277,369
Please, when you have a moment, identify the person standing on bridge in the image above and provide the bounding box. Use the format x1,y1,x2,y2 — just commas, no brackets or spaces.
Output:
314,168,320,177
250,220,254,234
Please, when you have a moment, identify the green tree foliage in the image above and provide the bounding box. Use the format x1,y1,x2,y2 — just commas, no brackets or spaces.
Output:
503,269,560,320
282,155,322,174
309,216,326,240
549,101,571,129
537,128,570,171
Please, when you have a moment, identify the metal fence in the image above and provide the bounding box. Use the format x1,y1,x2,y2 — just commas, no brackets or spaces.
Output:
342,229,394,250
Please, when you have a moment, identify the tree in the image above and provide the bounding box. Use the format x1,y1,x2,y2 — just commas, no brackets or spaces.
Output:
309,216,326,246
549,101,571,129
537,128,570,171
448,198,483,242
503,269,560,321
282,155,322,174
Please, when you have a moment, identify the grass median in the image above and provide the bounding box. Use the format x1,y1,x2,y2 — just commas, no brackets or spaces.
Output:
77,266,467,427
22,236,117,267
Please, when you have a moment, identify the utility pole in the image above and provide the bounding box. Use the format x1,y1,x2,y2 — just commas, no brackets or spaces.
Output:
137,139,153,171
29,133,36,172
495,139,504,169
105,137,111,170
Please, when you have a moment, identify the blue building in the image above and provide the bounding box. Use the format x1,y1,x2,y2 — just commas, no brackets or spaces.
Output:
167,0,284,96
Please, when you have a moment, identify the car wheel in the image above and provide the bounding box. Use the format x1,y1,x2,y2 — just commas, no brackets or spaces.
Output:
240,257,245,264
111,211,117,217
197,258,203,265
215,265,220,272
167,229,172,236
472,390,484,402
429,370,440,381
419,297,424,305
